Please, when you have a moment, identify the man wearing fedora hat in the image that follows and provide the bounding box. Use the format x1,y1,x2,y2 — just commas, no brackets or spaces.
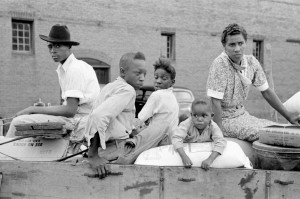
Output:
6,24,100,142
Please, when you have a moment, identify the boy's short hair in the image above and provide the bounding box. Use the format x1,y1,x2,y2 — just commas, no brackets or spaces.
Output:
191,97,212,112
221,23,247,46
119,52,146,69
153,57,176,80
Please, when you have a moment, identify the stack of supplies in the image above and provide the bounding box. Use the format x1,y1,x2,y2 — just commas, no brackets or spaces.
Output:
15,122,67,139
253,125,300,171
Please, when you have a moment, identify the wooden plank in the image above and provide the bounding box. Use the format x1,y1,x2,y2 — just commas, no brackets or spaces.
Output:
15,122,64,131
118,165,160,199
0,161,300,198
0,161,120,199
270,170,300,199
15,129,67,137
163,167,266,199
0,161,160,199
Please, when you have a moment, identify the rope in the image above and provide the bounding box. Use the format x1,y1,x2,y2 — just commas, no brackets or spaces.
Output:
0,135,37,160
0,121,11,126
0,135,37,146
0,134,87,162
54,149,88,162
0,116,15,121
0,151,21,161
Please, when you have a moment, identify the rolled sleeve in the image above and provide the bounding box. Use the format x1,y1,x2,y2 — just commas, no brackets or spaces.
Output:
210,121,227,154
65,90,84,99
207,89,224,100
206,58,228,99
256,81,269,91
172,118,191,150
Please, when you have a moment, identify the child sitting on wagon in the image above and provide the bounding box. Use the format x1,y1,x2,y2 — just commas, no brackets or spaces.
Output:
172,98,227,170
129,57,179,145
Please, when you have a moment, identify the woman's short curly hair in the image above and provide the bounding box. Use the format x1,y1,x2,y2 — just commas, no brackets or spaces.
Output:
153,57,176,80
221,23,247,46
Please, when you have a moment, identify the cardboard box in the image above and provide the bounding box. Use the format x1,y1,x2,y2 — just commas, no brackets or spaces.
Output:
0,136,69,161
259,125,300,148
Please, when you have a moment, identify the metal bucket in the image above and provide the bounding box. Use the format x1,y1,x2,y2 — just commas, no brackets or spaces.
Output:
253,141,300,171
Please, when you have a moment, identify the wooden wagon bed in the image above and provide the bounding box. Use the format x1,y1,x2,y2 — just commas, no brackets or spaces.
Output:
0,161,299,199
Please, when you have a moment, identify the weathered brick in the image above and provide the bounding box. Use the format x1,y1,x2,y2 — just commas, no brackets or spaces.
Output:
0,0,299,124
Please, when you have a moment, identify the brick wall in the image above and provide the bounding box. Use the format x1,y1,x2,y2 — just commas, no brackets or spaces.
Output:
0,0,300,124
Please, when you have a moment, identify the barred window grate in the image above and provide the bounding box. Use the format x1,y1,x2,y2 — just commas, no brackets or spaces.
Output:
12,20,33,53
161,33,175,60
253,40,263,64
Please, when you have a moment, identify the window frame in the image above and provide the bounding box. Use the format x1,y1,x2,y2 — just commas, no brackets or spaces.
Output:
78,57,111,84
253,39,264,65
161,32,176,60
12,19,34,54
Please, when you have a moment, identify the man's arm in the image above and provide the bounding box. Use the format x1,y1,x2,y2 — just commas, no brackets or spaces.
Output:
15,97,79,118
261,88,300,125
87,133,110,179
211,97,224,130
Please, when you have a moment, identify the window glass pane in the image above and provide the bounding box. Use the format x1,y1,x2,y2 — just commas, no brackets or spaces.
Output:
19,38,23,43
24,24,29,30
25,38,29,44
17,23,23,29
161,33,174,60
19,45,23,50
25,31,29,37
25,45,30,51
12,30,17,36
18,31,23,37
12,45,18,50
12,23,17,29
12,38,17,43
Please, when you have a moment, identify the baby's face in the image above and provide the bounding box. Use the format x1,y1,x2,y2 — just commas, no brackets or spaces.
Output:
191,104,212,130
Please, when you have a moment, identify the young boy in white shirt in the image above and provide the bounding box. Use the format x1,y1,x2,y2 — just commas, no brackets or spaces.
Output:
172,98,227,170
133,58,179,144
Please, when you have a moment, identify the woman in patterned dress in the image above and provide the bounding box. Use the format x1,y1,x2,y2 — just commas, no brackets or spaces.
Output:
206,23,300,142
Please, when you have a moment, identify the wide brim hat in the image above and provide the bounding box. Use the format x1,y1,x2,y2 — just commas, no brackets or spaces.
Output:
39,24,80,46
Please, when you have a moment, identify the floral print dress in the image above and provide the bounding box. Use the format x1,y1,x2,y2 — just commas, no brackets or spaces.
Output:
206,52,277,141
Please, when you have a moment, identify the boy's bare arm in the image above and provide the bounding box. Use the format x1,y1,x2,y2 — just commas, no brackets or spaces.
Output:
177,148,193,168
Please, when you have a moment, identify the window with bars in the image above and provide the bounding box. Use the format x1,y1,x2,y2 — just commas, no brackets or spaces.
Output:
253,40,263,64
161,33,175,60
12,20,33,53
